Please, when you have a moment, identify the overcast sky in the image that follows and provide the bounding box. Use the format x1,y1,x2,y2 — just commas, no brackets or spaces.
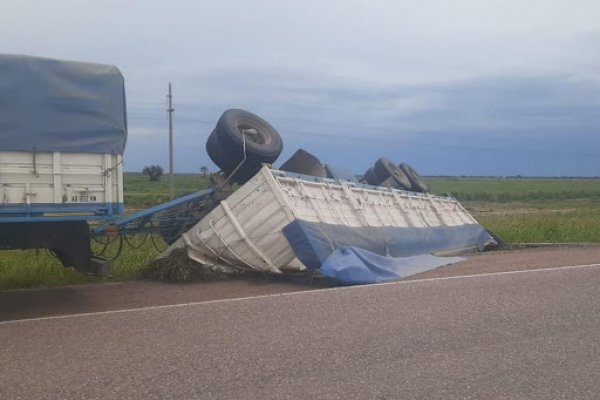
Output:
2,0,599,176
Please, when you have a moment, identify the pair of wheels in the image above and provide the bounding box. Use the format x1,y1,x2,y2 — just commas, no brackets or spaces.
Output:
207,110,327,181
206,109,283,183
363,158,429,193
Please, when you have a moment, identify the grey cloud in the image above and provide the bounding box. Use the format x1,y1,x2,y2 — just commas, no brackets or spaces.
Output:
124,70,600,176
3,0,599,175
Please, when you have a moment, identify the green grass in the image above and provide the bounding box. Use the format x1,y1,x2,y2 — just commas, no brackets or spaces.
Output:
425,177,600,202
1,174,599,290
0,235,168,290
0,250,99,289
476,209,600,244
104,235,169,279
124,173,209,208
424,177,600,244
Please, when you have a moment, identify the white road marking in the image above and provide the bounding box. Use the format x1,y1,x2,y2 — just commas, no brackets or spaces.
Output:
2,262,600,326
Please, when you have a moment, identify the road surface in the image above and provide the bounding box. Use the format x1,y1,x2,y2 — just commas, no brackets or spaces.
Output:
2,247,600,399
3,244,600,322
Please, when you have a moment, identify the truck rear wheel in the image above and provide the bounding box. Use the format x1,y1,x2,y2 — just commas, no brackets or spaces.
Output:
207,109,283,183
379,176,405,189
362,167,381,185
399,163,429,193
374,158,411,189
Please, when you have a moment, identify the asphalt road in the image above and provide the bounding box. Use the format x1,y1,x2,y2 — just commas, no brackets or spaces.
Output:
3,245,600,322
2,263,600,399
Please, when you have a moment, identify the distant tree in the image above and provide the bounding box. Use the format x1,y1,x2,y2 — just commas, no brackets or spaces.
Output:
142,165,164,181
200,166,209,177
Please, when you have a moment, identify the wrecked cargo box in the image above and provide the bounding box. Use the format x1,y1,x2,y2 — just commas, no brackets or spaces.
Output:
165,165,495,283
75,106,494,283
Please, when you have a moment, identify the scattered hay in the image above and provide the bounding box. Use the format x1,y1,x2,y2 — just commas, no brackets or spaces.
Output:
142,249,234,282
142,249,336,287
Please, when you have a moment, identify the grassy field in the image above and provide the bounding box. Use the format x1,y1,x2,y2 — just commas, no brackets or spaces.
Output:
1,174,599,289
425,177,600,244
124,173,209,207
426,177,600,202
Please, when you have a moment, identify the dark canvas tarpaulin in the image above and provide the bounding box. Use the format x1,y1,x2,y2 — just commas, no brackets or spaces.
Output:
320,246,466,284
0,54,127,154
282,220,493,284
283,220,493,270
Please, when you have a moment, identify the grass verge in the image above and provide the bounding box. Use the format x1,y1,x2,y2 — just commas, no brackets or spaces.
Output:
475,209,600,244
0,250,99,290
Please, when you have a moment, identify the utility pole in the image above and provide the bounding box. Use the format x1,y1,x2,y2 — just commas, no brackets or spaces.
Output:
167,83,174,200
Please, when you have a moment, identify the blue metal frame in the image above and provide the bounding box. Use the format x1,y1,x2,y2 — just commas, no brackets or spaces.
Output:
92,189,214,235
0,202,125,223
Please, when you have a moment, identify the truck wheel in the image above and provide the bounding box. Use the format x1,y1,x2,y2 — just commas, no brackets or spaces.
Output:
206,129,230,171
208,109,283,183
399,163,429,193
362,167,381,185
216,109,283,158
374,158,411,189
279,149,326,177
379,176,404,189
206,127,260,183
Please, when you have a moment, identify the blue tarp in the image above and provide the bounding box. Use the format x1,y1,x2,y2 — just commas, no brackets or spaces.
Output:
320,246,466,284
282,220,493,284
283,220,493,270
0,54,127,154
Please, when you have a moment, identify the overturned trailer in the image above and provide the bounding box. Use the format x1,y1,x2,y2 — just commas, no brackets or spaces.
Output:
171,166,494,284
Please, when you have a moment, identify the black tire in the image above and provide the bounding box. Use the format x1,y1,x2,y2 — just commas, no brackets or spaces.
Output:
208,109,283,183
379,176,404,189
362,167,380,185
399,163,429,193
207,128,251,181
373,158,411,189
279,149,326,177
206,129,227,169
216,109,282,158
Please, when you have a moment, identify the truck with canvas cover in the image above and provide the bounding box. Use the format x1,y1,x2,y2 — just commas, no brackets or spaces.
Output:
0,54,127,272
